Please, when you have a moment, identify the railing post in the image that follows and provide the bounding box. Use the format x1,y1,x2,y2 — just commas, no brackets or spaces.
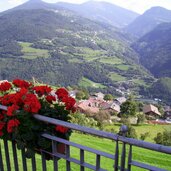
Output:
127,145,132,171
114,137,119,171
66,145,70,171
119,125,128,171
52,140,58,171
0,142,4,171
80,149,85,171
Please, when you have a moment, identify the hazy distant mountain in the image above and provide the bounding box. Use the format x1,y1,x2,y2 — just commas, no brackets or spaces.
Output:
2,0,60,12
126,7,171,38
133,22,171,77
57,1,139,28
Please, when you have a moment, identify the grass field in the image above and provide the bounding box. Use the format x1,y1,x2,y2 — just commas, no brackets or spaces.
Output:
1,130,171,171
19,42,49,59
99,57,123,65
115,64,131,71
109,72,127,82
79,77,106,88
104,124,171,143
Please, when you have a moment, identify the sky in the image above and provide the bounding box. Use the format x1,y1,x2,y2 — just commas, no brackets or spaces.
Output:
1,0,171,14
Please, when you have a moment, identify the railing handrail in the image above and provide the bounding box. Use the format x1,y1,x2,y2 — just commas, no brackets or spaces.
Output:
34,114,171,155
1,104,171,155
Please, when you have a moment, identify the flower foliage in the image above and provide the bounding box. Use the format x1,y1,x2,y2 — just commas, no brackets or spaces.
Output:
0,79,76,157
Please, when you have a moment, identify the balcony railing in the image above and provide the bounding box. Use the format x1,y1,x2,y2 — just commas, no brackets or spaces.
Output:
0,104,171,171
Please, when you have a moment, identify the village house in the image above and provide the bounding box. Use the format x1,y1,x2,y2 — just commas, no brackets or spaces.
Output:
77,96,105,114
77,100,99,114
100,101,120,114
92,92,105,100
114,97,127,105
143,104,161,119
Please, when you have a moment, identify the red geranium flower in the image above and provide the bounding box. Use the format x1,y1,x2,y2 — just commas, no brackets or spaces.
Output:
33,86,52,96
0,81,12,92
62,96,76,111
55,125,69,133
55,88,69,100
7,119,20,133
0,94,16,106
12,79,31,89
23,94,41,113
7,104,19,116
46,95,56,103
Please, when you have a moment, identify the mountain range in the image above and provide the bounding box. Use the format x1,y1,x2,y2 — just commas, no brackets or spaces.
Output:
126,6,171,38
57,1,139,28
1,0,171,102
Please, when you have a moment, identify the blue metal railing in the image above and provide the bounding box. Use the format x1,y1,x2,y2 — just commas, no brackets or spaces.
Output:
0,104,171,171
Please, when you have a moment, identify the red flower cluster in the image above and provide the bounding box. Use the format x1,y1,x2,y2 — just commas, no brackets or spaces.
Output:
55,88,69,100
7,104,19,116
7,119,20,133
0,81,12,92
56,88,76,112
0,94,16,106
55,125,69,133
12,79,31,89
46,95,56,104
23,93,41,113
0,79,76,144
33,86,52,96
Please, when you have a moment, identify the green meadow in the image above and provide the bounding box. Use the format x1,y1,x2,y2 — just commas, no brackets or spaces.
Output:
19,42,49,59
79,77,106,88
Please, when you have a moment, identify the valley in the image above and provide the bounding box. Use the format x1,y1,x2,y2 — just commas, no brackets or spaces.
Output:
0,0,171,104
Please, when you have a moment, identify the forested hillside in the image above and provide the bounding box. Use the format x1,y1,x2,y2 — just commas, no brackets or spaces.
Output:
132,22,171,77
0,1,151,95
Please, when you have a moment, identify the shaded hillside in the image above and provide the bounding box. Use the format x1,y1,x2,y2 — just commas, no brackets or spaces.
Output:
0,9,115,42
143,78,171,104
57,1,139,28
132,22,171,77
126,7,171,38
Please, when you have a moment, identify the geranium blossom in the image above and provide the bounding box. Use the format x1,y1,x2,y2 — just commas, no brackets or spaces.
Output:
0,81,12,92
55,125,69,133
12,79,31,89
55,88,69,100
7,119,20,133
7,104,19,116
33,85,52,96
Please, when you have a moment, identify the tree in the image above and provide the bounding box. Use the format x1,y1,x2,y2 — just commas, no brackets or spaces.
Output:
120,98,137,117
76,90,89,100
104,94,113,101
137,114,146,125
125,125,137,139
76,91,85,100
154,130,171,146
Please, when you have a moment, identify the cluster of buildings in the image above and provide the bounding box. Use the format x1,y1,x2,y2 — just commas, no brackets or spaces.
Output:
76,92,126,115
70,91,171,123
